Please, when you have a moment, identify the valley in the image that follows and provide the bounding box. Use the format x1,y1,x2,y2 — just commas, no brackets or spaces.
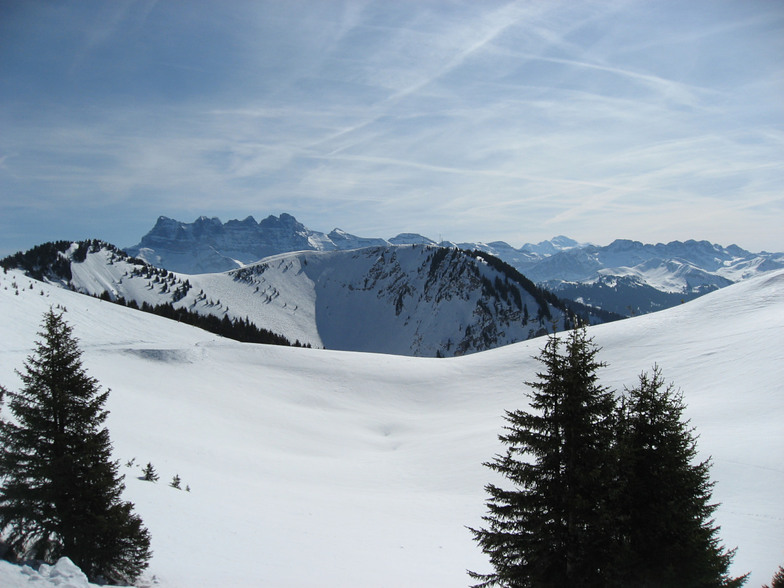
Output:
0,266,782,586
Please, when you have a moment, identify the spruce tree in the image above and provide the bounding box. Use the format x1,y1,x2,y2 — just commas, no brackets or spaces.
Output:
616,367,747,587
763,566,784,588
469,327,618,587
0,309,151,584
142,462,159,482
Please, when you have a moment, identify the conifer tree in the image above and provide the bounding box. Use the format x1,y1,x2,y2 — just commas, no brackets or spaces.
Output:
763,566,784,588
0,309,151,584
469,327,618,587
616,367,747,587
471,331,748,588
142,462,159,482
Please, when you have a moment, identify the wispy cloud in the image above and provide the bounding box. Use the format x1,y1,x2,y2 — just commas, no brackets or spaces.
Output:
1,0,782,254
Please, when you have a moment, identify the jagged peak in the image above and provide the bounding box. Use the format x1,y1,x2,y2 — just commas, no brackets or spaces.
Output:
194,215,222,225
259,213,305,230
153,215,181,228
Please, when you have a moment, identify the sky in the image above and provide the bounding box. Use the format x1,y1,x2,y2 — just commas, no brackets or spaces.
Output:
1,0,783,257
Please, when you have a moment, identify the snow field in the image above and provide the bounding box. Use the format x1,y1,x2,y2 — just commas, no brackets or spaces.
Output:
0,268,782,586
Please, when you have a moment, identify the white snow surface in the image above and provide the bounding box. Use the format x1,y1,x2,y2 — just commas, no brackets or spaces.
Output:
0,557,103,588
0,268,782,586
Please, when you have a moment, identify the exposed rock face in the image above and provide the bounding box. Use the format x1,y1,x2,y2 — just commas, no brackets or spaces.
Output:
125,214,329,273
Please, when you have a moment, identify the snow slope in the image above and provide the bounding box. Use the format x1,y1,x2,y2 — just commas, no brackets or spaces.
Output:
0,268,782,586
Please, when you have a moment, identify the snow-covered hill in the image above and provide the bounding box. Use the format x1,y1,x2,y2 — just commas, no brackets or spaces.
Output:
125,214,784,317
3,241,617,357
0,267,781,587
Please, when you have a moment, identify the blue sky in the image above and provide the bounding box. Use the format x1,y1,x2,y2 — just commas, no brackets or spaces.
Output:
1,0,782,256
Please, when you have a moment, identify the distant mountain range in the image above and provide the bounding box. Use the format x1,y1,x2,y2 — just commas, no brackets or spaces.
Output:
126,214,784,316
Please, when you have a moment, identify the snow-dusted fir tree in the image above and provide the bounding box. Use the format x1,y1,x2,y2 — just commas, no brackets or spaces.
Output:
0,309,151,584
469,327,618,587
615,367,747,587
142,462,159,482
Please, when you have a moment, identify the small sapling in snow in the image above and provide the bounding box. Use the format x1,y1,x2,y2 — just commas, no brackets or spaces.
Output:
142,462,159,482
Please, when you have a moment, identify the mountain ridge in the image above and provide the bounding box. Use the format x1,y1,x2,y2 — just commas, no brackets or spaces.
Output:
2,240,619,357
125,214,784,316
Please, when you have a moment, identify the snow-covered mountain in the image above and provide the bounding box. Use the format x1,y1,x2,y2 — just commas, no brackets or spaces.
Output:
2,240,618,357
125,214,784,316
124,214,576,275
519,235,584,256
125,214,407,274
469,237,784,315
0,265,781,587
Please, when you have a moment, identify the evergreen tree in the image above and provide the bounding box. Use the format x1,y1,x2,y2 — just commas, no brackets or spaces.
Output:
0,309,151,584
469,327,618,587
763,566,784,588
142,462,159,482
616,367,747,587
471,329,748,588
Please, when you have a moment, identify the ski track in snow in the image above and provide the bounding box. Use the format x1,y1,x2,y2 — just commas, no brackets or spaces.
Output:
0,268,782,587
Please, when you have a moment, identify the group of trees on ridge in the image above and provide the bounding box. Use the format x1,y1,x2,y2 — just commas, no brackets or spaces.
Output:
427,246,623,328
104,294,307,348
463,248,623,325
